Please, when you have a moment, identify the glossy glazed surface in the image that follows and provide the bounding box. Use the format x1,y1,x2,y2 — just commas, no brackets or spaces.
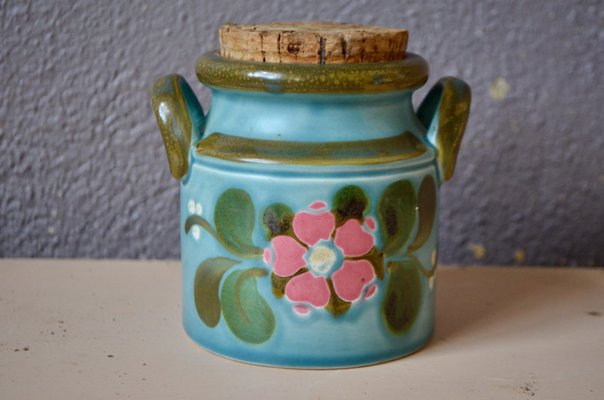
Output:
181,90,438,367
180,159,438,367
150,55,470,368
196,52,428,93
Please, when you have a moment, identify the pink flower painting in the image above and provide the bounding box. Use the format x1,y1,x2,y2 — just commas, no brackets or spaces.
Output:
264,201,381,315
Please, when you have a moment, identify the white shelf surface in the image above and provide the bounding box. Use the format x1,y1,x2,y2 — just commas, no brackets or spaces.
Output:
1,259,603,399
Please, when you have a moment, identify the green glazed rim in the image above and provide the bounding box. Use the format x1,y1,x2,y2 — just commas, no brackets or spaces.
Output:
196,51,429,93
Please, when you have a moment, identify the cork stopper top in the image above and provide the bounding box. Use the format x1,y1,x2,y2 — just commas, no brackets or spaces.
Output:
219,22,408,64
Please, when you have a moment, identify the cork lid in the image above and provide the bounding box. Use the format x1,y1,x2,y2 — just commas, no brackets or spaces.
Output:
219,22,408,64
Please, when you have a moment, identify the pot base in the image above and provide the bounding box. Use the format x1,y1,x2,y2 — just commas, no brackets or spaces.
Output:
183,316,434,369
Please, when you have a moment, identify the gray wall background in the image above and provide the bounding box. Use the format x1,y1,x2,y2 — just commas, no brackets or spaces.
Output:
1,0,603,266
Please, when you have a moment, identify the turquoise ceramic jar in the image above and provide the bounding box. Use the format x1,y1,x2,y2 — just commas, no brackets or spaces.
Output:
151,35,470,368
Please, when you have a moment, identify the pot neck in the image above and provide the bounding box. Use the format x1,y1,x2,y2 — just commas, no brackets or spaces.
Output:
203,89,426,142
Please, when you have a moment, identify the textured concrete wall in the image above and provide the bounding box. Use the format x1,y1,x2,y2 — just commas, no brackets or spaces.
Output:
1,0,603,265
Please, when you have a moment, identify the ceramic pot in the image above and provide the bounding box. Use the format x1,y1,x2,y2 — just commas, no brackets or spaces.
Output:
151,47,470,368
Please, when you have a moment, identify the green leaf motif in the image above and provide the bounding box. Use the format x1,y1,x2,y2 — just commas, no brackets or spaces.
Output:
214,189,263,259
408,175,437,253
262,203,294,240
382,257,423,334
221,268,276,344
325,279,351,317
185,215,216,236
194,257,239,328
378,180,417,256
333,185,369,225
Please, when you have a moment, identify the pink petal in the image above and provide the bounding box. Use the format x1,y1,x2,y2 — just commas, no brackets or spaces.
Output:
292,211,336,247
365,283,378,299
263,248,273,265
272,236,307,277
334,219,375,257
285,272,330,308
332,260,375,302
364,217,376,231
309,201,327,210
294,305,310,315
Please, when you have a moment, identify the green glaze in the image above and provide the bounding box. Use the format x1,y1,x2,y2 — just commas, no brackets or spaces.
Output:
408,175,437,252
196,131,426,166
184,214,216,237
418,77,472,181
197,52,428,93
332,185,370,225
221,268,276,344
193,257,239,327
214,189,263,259
378,180,417,256
359,247,385,280
271,269,307,298
325,279,352,317
150,74,204,180
262,203,294,240
382,258,423,334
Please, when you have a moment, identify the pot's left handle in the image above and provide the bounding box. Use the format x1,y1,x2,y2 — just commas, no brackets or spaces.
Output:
150,74,205,180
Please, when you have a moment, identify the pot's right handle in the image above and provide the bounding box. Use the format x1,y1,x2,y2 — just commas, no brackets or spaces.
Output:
150,74,205,180
417,77,471,183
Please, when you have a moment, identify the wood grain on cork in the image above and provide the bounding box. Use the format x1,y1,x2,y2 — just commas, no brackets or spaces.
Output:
219,22,408,64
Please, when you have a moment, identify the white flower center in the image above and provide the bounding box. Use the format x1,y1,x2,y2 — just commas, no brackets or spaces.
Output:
308,245,337,275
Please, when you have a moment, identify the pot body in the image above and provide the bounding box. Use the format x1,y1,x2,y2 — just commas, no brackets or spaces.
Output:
151,54,470,368
182,90,438,368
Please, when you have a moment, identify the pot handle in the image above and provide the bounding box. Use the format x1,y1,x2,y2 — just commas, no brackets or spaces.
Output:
417,77,471,182
150,74,205,180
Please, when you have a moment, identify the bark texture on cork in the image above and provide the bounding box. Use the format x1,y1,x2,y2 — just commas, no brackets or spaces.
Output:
219,22,408,64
